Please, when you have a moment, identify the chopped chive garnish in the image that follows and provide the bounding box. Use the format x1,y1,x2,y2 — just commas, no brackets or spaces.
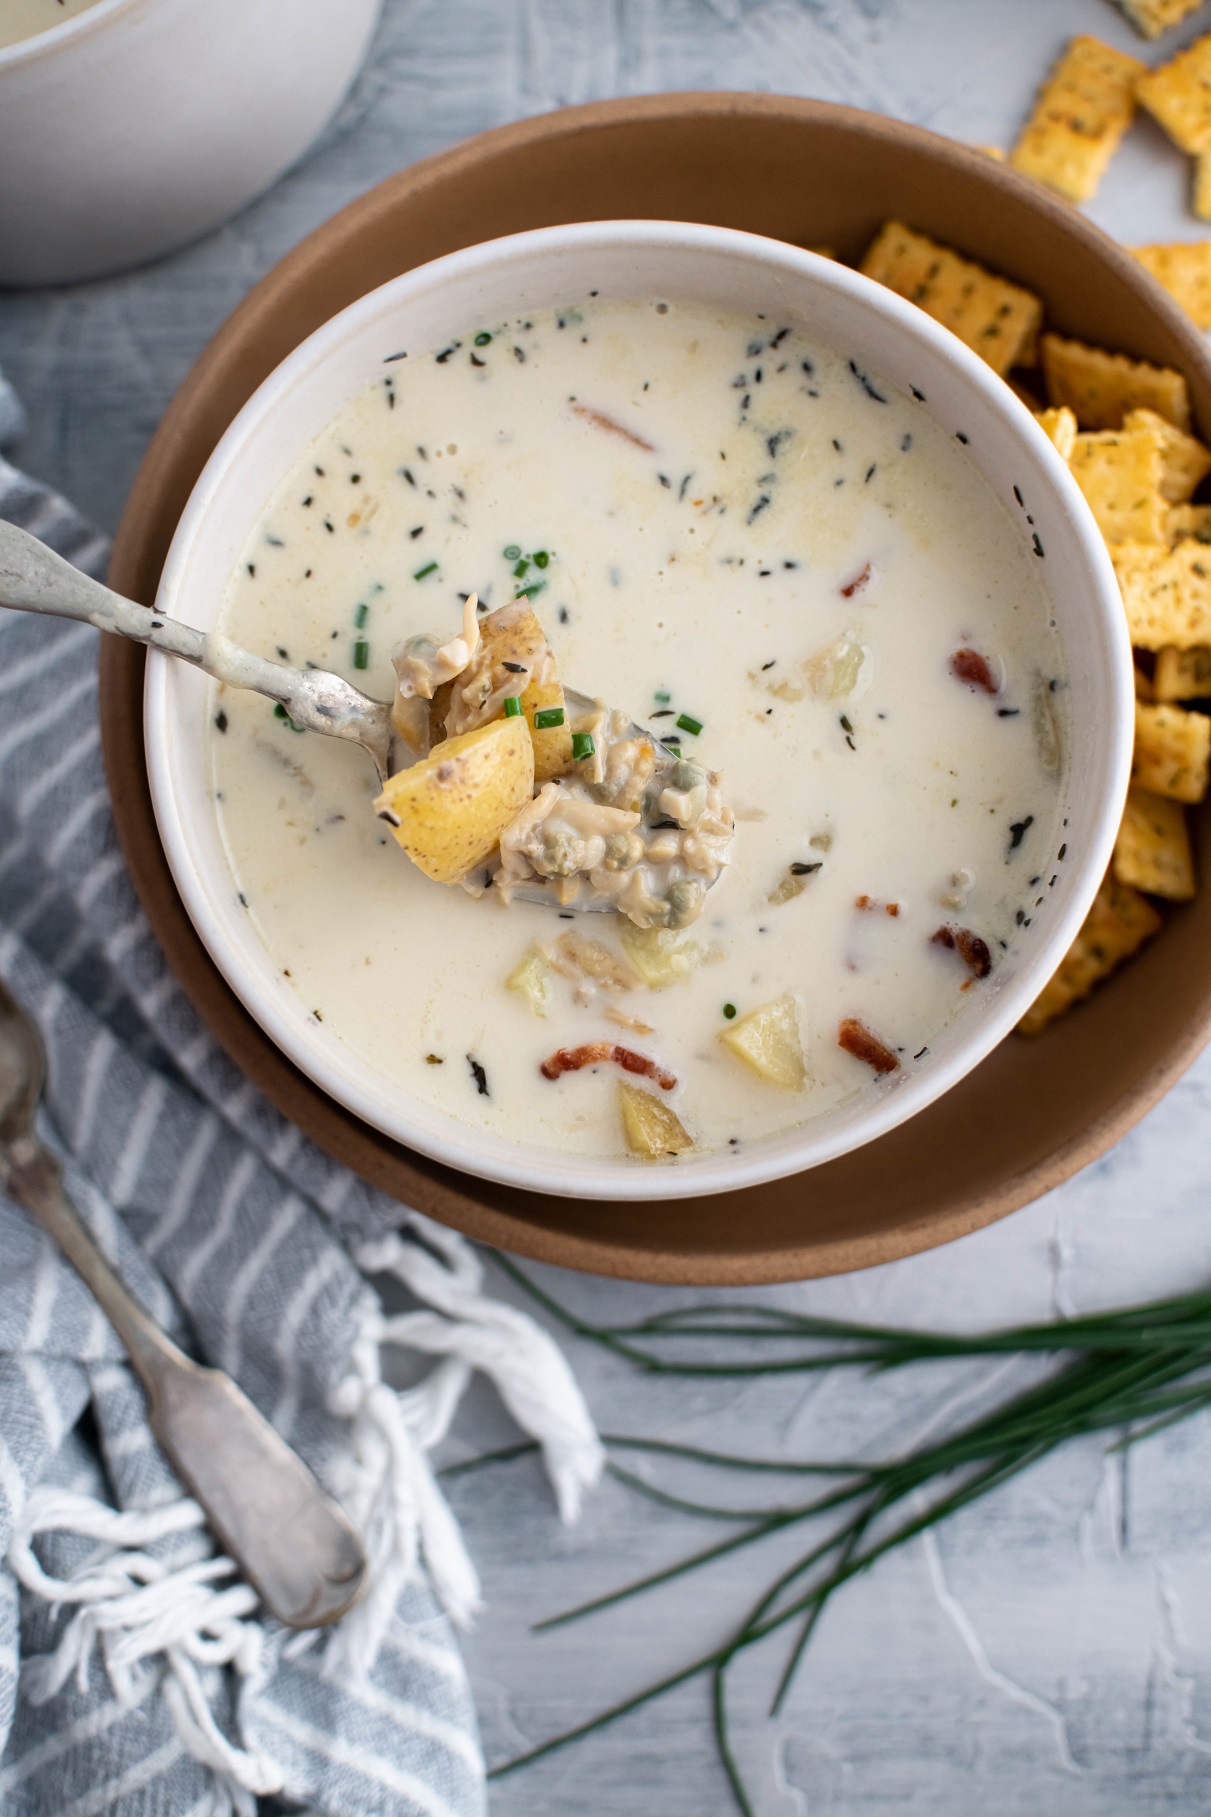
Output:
413,561,438,580
516,581,547,600
723,1003,737,1019
513,557,531,579
474,331,492,346
534,550,549,568
503,543,521,560
655,688,671,704
354,601,369,628
676,712,703,736
571,731,595,761
503,695,523,718
353,640,370,670
273,703,305,733
533,707,565,730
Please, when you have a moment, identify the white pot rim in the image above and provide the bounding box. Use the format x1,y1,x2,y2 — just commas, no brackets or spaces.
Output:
146,218,1134,1202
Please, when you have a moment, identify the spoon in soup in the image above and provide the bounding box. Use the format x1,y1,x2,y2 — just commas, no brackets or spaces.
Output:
0,519,730,922
0,519,396,780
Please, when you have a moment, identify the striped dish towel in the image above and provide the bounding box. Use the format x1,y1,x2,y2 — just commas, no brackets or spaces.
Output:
0,366,603,1815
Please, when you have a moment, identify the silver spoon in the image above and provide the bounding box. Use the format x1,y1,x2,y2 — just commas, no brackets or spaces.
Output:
0,975,366,1629
0,519,706,915
0,518,394,782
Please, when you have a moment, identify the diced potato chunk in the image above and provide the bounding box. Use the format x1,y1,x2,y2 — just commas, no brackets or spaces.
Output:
618,924,706,989
375,716,534,884
618,1081,694,1158
505,947,551,1016
717,995,806,1089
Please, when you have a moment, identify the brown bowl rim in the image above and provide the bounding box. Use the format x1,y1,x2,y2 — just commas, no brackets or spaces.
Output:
99,91,1211,1284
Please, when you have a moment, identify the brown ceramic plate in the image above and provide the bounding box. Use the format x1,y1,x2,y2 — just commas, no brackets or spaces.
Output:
100,93,1211,1285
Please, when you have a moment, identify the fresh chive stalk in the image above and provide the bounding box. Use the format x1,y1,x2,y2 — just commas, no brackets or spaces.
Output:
571,731,595,761
354,601,369,628
504,696,523,719
533,707,565,730
353,640,369,670
413,561,438,581
677,712,704,736
476,1255,1211,1815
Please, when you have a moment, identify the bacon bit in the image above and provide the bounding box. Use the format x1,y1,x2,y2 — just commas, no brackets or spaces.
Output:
838,1018,900,1074
571,403,655,452
854,895,900,917
540,1042,676,1089
855,893,873,909
840,562,871,599
931,924,992,979
950,648,998,695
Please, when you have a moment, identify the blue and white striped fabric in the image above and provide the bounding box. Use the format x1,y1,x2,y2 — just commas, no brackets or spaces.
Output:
0,368,601,1815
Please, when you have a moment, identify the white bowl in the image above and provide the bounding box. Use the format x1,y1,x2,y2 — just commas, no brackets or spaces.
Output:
146,220,1134,1202
0,0,380,286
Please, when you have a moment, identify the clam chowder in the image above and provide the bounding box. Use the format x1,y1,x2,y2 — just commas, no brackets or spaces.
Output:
208,297,1067,1164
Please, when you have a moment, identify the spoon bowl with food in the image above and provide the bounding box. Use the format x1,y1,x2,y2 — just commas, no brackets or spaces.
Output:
0,524,729,925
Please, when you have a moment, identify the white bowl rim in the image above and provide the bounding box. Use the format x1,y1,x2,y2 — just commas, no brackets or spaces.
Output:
145,217,1135,1201
0,0,141,69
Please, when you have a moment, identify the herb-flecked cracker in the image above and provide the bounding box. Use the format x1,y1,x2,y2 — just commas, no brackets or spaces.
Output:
1132,242,1211,329
859,222,1043,377
1113,786,1195,899
1042,333,1192,431
1112,0,1206,38
1068,426,1167,543
1009,36,1144,203
1123,407,1211,500
1166,503,1211,544
1035,406,1078,460
1017,874,1162,1034
1196,153,1211,222
1132,699,1211,801
1113,539,1211,646
1154,643,1211,698
1137,32,1211,154
1137,32,1211,216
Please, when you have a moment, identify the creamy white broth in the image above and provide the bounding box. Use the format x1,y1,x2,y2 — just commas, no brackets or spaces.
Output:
208,298,1067,1164
0,0,103,48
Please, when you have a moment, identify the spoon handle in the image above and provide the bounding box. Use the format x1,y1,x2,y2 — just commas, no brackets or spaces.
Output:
3,1135,366,1629
1,515,274,688
0,517,394,776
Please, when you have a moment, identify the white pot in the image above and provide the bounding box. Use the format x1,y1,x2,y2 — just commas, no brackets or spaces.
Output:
0,0,381,286
146,221,1134,1201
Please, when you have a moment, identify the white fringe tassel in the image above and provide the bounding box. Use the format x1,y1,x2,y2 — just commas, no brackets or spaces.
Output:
320,1215,604,1675
8,1488,282,1816
7,1213,604,1798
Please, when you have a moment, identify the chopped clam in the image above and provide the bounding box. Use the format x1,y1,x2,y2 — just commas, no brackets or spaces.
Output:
618,924,706,988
